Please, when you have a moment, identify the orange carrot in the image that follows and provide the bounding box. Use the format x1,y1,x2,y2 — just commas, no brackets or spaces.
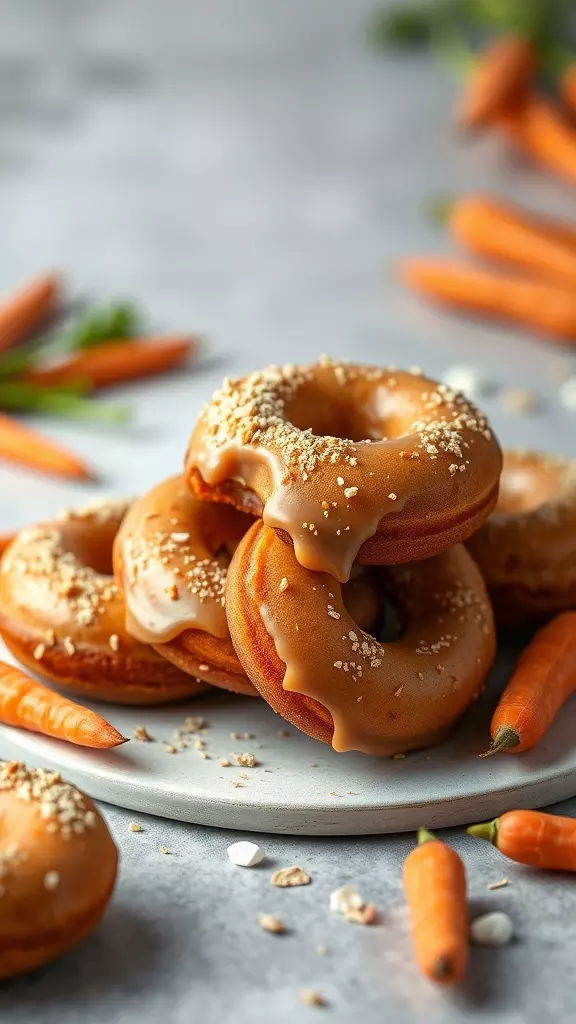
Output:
0,660,126,748
400,257,576,345
0,273,60,354
403,828,468,986
449,195,576,286
0,412,93,480
561,64,576,117
468,810,576,871
500,96,576,187
25,335,196,391
0,532,15,556
483,612,576,755
456,35,534,131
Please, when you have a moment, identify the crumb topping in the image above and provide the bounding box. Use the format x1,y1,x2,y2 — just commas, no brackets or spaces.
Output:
198,362,360,481
125,529,227,607
1,501,129,638
197,364,493,489
0,762,97,839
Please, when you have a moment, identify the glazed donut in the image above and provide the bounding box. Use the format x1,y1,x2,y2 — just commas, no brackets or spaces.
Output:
186,358,502,582
113,475,257,696
113,475,381,696
0,500,207,705
0,760,117,979
225,521,496,757
467,450,576,626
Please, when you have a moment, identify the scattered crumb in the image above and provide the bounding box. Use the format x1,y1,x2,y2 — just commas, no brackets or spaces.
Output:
109,633,120,652
330,885,376,924
44,871,60,892
559,375,576,410
159,846,170,855
279,576,289,592
346,903,377,925
310,763,319,768
164,745,177,754
129,822,144,833
501,387,537,414
344,486,358,499
228,841,265,867
33,643,46,661
441,363,487,397
470,911,513,946
236,752,257,768
388,492,397,501
133,726,153,742
259,913,286,934
232,781,242,789
316,945,329,956
183,717,205,732
300,990,325,1008
330,886,363,915
393,753,406,760
219,759,231,768
271,866,311,888
487,878,509,891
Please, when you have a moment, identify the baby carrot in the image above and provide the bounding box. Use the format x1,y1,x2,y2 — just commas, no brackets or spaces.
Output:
0,412,93,480
0,273,60,354
0,661,127,748
400,257,576,345
456,35,534,131
25,335,196,391
483,612,576,755
403,828,468,986
500,96,576,188
468,810,576,871
0,532,15,556
449,195,576,286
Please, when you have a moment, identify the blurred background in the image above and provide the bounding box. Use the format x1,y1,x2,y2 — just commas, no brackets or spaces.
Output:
0,0,574,529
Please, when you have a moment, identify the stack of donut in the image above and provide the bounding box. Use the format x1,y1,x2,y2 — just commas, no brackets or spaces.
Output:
1,358,575,756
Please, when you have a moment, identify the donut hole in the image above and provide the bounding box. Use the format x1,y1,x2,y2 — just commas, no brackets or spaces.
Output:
343,569,404,642
497,463,559,514
61,520,117,577
283,380,412,444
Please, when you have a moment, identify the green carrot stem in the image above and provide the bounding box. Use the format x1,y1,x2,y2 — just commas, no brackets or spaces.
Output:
480,726,521,758
417,826,438,845
0,383,130,422
467,818,500,845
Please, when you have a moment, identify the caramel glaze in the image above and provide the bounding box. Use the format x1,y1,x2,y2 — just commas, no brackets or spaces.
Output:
186,359,502,583
226,521,496,757
113,476,257,696
113,476,381,696
0,501,206,705
467,450,576,626
0,761,118,979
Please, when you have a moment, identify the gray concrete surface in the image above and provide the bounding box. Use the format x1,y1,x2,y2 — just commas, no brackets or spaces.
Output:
0,1,575,1020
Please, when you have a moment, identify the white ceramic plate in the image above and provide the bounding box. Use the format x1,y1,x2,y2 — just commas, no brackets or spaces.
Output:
0,639,575,835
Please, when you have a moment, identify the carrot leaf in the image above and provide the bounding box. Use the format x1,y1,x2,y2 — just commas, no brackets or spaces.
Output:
0,382,130,422
70,301,142,350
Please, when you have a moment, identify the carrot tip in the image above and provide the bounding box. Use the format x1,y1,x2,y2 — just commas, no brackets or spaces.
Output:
432,955,455,983
481,726,520,758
